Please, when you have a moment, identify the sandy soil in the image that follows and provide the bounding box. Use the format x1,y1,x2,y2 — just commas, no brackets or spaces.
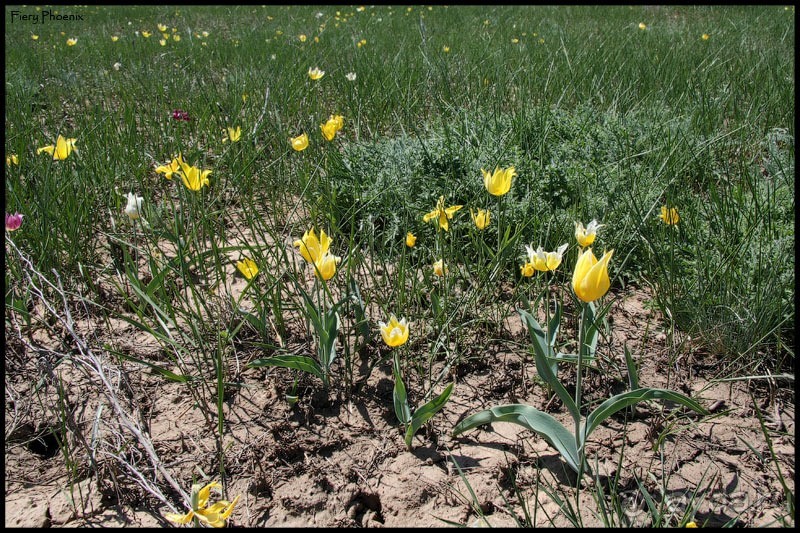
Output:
4,281,794,528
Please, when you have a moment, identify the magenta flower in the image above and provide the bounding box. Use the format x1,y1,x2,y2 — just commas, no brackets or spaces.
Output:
5,212,24,232
171,109,191,121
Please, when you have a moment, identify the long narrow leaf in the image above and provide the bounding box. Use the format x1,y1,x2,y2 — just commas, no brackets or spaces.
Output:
583,388,708,444
452,404,580,473
393,365,411,426
405,382,454,449
623,345,639,390
247,354,324,380
547,301,561,349
518,309,579,423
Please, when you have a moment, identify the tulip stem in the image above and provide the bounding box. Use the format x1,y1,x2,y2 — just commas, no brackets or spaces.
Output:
575,302,587,506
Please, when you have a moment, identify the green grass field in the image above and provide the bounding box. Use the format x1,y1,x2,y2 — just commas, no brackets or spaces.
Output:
4,4,795,528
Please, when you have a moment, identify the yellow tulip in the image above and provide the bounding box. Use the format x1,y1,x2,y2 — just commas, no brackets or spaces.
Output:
481,166,516,196
236,257,259,280
225,126,242,143
639,22,647,30
320,118,339,141
423,195,462,232
293,228,332,264
314,251,341,280
165,481,240,529
308,67,325,80
658,206,679,225
701,33,710,41
379,315,409,347
142,31,152,38
157,23,168,32
471,208,491,230
155,154,183,180
520,262,535,278
178,159,212,191
405,232,417,247
6,154,19,166
290,133,309,151
433,259,446,277
526,243,568,272
37,135,77,160
66,38,78,46
575,219,603,248
572,248,613,303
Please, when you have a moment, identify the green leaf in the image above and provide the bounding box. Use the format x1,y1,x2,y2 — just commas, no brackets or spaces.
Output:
393,362,411,426
549,352,598,365
518,308,550,360
623,345,639,390
452,404,580,473
547,301,561,349
518,309,579,423
319,308,340,371
583,388,708,445
247,354,324,380
405,382,454,449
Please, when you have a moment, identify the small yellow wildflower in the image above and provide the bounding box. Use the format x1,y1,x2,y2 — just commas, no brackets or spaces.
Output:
236,257,259,280
433,259,446,277
423,196,463,232
308,67,325,80
290,133,309,151
658,206,680,225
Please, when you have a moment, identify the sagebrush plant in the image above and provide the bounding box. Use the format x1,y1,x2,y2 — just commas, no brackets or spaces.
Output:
4,4,794,528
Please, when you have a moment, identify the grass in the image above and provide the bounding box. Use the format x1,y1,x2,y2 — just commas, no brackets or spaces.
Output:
4,4,794,527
